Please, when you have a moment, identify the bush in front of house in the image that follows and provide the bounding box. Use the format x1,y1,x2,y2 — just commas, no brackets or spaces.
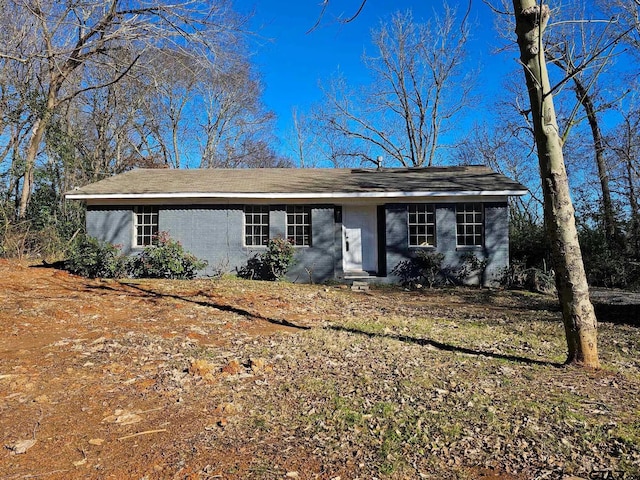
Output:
127,231,207,280
500,259,556,293
392,250,445,288
65,232,207,280
237,237,295,281
392,250,489,288
65,235,129,279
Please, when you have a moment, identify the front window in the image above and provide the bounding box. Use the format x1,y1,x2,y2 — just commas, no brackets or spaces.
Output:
245,205,270,247
287,206,311,246
408,204,435,247
134,206,158,247
456,203,483,247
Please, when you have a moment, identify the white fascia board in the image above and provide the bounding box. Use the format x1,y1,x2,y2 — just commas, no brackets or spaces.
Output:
66,189,528,201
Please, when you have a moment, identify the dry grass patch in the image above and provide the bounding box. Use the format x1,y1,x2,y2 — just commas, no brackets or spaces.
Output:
1,262,638,479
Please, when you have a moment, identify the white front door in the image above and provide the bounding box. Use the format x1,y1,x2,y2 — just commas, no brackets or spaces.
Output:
342,205,378,273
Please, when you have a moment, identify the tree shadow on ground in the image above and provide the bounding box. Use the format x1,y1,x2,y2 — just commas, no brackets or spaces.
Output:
83,281,311,331
82,279,561,367
593,303,640,327
450,288,640,327
71,277,559,365
325,324,564,368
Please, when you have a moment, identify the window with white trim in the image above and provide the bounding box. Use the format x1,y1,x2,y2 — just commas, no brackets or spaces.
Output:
244,205,270,247
456,203,483,247
408,204,436,247
286,206,311,246
134,206,158,247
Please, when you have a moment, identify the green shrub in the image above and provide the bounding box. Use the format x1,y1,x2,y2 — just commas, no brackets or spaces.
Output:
578,224,640,289
509,216,549,269
457,251,488,287
65,235,128,278
128,231,207,279
391,251,445,288
393,251,490,288
238,237,295,281
65,232,207,280
500,259,555,293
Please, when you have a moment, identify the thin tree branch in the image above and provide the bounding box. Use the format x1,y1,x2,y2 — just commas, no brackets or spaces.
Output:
342,0,368,24
546,25,635,98
57,54,142,105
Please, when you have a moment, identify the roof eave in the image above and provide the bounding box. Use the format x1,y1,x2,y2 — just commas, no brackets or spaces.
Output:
66,190,529,201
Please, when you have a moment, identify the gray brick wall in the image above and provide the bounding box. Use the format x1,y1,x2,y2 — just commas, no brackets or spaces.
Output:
484,202,509,285
163,204,342,279
86,207,133,253
160,205,254,276
385,202,509,287
86,201,510,285
384,204,409,278
286,206,337,283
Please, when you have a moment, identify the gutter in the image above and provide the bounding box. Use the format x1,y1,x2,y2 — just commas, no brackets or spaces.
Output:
66,190,529,201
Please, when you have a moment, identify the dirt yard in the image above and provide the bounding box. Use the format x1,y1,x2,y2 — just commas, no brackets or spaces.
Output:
1,260,639,479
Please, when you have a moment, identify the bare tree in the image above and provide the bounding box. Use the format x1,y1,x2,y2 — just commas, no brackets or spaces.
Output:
511,1,599,367
457,119,544,220
0,0,242,218
198,58,278,168
597,0,640,57
607,100,640,256
543,7,633,246
312,0,601,368
75,63,157,179
318,7,472,167
287,106,323,168
138,50,203,168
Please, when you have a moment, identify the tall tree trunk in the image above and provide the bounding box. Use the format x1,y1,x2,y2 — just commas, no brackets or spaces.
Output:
622,117,640,256
512,0,600,368
18,118,45,219
626,159,640,255
172,123,181,168
17,89,57,219
572,77,619,243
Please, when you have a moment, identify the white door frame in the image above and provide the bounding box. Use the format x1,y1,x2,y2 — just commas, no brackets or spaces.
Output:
342,204,378,273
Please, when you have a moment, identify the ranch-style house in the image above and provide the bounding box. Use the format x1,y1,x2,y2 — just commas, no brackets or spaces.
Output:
66,166,528,285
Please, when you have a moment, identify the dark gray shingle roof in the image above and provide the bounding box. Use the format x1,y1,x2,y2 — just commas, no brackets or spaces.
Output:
66,166,528,199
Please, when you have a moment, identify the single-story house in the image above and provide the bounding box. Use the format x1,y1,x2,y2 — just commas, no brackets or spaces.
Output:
65,166,527,285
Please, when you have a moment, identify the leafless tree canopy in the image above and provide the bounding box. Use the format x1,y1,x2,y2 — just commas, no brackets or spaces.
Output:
0,0,285,219
315,7,472,168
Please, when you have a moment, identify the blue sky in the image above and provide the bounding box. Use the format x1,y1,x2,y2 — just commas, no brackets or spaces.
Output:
233,0,517,160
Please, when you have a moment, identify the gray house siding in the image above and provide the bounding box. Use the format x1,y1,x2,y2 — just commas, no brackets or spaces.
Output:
384,204,409,279
160,205,250,276
86,207,134,253
484,202,509,285
159,204,338,280
87,204,340,281
86,201,510,285
384,202,509,287
286,206,337,283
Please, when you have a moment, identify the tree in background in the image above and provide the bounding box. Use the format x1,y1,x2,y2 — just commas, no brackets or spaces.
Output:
0,0,286,259
198,58,282,168
286,106,328,168
138,50,201,169
0,0,245,219
609,105,640,257
464,2,637,289
316,7,472,167
544,4,634,248
312,0,603,368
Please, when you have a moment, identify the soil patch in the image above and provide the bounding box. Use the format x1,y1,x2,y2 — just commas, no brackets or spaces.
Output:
1,260,639,479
